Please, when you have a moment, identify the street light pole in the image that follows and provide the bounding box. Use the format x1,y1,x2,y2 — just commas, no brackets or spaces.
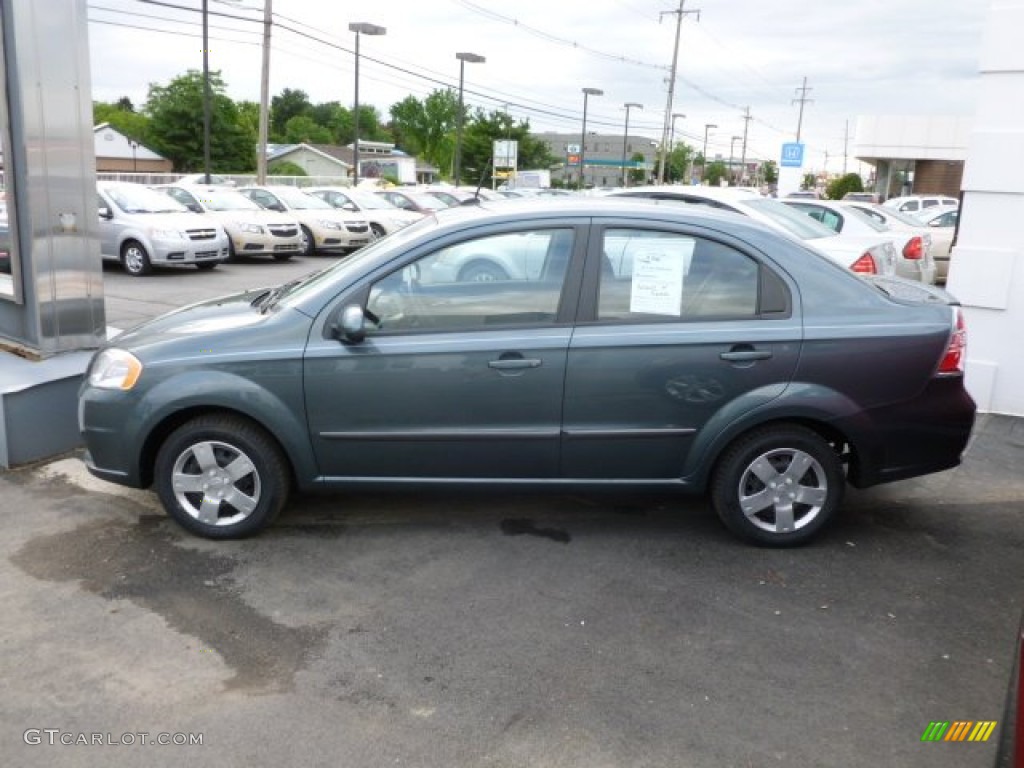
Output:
202,0,211,184
669,112,685,182
729,135,742,184
621,102,642,187
579,87,603,189
348,22,386,186
454,52,485,186
702,123,716,184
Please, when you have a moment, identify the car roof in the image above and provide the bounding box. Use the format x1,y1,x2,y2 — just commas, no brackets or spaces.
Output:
614,185,764,203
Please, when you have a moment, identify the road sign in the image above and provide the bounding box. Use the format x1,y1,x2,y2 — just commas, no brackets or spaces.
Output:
780,142,805,168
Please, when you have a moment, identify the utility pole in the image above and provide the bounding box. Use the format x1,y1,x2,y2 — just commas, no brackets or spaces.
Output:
256,0,272,184
843,119,850,175
656,0,700,184
739,106,752,185
793,76,813,143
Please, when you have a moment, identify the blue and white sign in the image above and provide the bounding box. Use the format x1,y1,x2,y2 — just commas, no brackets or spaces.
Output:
780,142,805,168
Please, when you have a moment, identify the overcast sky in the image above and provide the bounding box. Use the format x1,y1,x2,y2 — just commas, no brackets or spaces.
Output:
87,0,991,173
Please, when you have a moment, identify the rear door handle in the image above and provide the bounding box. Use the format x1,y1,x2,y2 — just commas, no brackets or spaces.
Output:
720,349,773,362
488,358,542,370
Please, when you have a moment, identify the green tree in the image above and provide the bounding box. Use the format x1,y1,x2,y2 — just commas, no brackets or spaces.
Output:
460,108,558,186
628,152,647,185
270,88,312,141
762,160,778,185
94,99,151,144
705,160,729,187
825,172,864,200
268,160,307,176
389,89,460,175
284,115,333,145
144,70,255,172
801,173,817,191
668,143,695,184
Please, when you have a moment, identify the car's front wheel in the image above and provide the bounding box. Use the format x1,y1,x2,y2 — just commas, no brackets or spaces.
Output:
121,240,152,276
299,225,315,256
710,425,844,547
154,414,290,539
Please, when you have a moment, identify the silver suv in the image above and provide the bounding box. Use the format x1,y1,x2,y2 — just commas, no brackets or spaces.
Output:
97,182,229,276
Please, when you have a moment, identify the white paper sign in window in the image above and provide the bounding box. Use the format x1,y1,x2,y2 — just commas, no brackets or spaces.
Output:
629,240,695,316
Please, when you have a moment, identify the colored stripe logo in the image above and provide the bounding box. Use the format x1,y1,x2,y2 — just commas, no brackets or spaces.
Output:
921,721,997,742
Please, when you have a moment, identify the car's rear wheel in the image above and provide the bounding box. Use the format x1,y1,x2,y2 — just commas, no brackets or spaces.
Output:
121,240,152,276
710,425,844,547
154,414,290,539
458,260,509,282
299,225,315,256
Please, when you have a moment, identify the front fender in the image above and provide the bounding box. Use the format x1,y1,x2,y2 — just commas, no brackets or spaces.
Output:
133,368,319,488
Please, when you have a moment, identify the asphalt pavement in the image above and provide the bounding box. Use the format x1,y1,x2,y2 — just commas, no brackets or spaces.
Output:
0,256,1020,767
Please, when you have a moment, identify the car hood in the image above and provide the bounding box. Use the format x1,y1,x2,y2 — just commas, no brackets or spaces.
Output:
110,288,291,357
123,212,222,231
203,210,298,228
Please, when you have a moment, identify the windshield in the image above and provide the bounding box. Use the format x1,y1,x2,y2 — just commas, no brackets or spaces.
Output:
279,215,437,308
273,187,333,210
879,206,928,227
200,189,263,212
743,198,837,240
349,190,397,210
105,185,187,214
842,205,890,232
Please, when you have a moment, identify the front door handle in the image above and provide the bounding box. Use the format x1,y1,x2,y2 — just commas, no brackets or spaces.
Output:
720,348,773,362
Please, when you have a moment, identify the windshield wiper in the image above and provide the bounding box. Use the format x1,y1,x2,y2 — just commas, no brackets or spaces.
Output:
255,269,322,313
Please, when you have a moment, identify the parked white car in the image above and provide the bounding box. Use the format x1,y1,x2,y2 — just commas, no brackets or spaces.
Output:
915,207,959,282
845,202,954,283
783,199,936,284
883,194,958,214
306,187,423,238
154,184,304,261
607,186,897,277
238,185,371,256
97,181,229,276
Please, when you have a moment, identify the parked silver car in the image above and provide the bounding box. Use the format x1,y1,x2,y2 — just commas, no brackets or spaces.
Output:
97,181,229,276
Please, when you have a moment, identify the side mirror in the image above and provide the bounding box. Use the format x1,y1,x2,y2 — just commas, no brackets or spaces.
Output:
188,203,203,213
342,202,358,212
335,304,366,344
98,206,113,220
270,203,286,213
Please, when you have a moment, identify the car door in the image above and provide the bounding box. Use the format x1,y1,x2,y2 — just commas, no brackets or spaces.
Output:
303,223,584,480
561,223,802,480
96,192,120,259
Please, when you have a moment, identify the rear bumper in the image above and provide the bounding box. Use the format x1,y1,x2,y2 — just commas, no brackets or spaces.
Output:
841,376,976,488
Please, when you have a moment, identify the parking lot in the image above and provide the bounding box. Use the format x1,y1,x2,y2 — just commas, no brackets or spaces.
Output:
2,256,1022,767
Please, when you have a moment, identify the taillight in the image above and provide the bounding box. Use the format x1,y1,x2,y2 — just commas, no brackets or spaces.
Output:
851,253,877,274
902,236,924,260
937,307,967,375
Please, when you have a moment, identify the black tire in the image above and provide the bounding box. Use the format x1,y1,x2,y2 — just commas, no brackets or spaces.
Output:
710,424,844,547
299,225,315,256
154,414,290,540
121,240,153,276
226,240,238,263
369,222,386,239
458,260,509,282
195,261,218,271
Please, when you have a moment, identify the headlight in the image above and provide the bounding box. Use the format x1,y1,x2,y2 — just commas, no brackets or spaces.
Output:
149,227,185,240
88,348,143,390
316,219,344,230
237,222,264,234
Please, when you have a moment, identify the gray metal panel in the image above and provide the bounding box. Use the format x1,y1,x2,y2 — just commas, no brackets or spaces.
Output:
0,0,105,355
